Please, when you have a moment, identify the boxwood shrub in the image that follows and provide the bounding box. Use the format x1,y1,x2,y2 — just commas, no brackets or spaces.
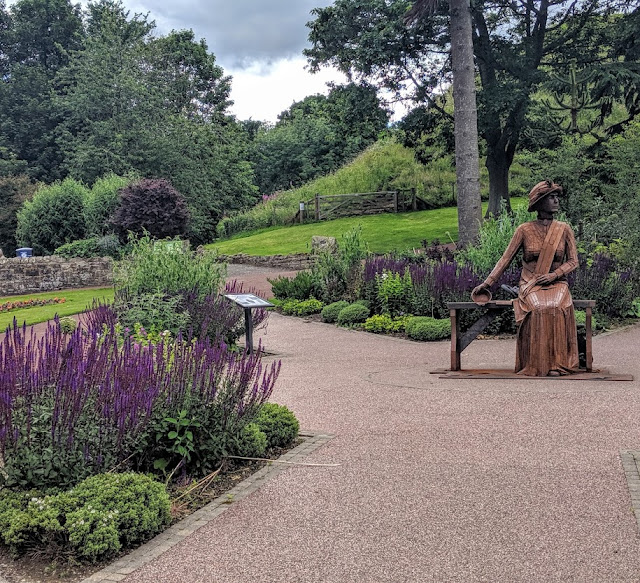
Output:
405,316,451,341
256,403,300,449
231,423,267,458
337,303,370,326
281,298,324,316
0,472,170,563
321,300,349,323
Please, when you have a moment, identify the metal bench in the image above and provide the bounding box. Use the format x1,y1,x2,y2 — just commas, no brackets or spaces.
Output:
447,299,596,372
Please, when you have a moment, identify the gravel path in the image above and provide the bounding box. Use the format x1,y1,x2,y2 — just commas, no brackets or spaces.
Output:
124,300,640,581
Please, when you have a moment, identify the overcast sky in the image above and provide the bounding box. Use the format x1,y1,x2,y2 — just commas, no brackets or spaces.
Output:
121,0,348,122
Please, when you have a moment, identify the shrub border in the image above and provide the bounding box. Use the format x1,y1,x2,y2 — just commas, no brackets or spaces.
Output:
81,431,335,582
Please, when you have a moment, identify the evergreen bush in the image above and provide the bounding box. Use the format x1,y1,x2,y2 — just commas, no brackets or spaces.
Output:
84,173,134,236
405,317,450,341
336,303,370,325
281,298,324,316
268,271,317,300
256,403,300,449
321,300,349,323
16,178,89,255
231,423,267,458
0,472,170,563
59,317,77,334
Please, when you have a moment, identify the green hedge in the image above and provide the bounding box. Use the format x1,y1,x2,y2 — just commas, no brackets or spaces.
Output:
405,317,451,341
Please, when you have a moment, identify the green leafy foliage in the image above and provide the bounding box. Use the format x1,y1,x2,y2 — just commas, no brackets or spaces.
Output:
255,403,299,449
376,269,414,317
336,303,370,325
458,203,535,274
312,227,368,303
110,179,190,241
405,316,451,341
250,84,388,195
321,300,350,323
230,423,267,458
84,173,134,236
58,316,77,334
281,298,324,316
114,293,191,336
268,271,317,300
113,235,225,300
574,310,601,330
363,314,411,334
54,234,123,259
0,472,170,562
15,178,89,255
0,0,84,182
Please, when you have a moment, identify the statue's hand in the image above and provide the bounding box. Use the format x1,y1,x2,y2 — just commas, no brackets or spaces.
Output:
472,283,490,296
535,273,557,285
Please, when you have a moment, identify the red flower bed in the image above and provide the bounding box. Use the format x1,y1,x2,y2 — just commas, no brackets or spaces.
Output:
0,297,66,313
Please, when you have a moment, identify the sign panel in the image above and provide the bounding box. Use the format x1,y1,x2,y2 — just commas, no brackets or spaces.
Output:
224,293,273,309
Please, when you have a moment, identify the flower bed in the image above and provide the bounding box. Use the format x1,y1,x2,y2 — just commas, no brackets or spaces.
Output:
0,296,66,312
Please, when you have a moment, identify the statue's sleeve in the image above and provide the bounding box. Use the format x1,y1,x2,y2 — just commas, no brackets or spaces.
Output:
552,223,579,279
484,225,524,287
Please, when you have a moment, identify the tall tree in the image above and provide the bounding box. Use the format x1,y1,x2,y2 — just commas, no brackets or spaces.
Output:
0,0,84,181
407,0,482,245
305,0,634,216
147,30,232,122
56,0,256,244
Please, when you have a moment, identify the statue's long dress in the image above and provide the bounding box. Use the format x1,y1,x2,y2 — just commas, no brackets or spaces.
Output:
484,220,580,376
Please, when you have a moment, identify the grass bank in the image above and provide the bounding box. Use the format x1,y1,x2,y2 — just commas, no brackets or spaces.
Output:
209,199,527,256
0,287,114,330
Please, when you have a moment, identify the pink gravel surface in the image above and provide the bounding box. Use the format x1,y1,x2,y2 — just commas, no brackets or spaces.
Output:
125,294,640,582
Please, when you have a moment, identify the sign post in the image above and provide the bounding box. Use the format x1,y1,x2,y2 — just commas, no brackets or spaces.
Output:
223,293,274,354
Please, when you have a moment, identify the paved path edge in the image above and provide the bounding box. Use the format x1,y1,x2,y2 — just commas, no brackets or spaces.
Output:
620,450,640,536
81,431,335,583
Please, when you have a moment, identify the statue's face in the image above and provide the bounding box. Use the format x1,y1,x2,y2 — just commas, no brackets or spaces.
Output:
537,192,560,214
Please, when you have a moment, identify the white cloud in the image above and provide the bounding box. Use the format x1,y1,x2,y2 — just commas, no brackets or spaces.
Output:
227,57,347,123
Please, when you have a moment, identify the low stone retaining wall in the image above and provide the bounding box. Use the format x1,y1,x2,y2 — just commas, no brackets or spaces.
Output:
218,253,313,270
0,256,113,296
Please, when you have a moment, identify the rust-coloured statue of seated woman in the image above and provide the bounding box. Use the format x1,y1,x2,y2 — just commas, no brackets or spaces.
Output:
472,181,580,377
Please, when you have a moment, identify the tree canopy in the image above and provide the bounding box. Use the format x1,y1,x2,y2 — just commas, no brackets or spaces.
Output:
306,0,639,214
248,83,389,195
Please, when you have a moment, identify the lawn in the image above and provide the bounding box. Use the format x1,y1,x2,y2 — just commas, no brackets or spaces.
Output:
0,287,114,330
208,199,527,256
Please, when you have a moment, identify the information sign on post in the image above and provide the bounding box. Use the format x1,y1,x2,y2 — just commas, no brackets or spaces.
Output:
223,293,274,354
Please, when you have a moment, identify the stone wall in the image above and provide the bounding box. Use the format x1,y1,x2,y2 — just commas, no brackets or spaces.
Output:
218,253,313,270
0,256,113,296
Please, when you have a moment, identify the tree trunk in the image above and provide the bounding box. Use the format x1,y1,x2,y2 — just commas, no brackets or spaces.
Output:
449,0,481,247
485,144,512,217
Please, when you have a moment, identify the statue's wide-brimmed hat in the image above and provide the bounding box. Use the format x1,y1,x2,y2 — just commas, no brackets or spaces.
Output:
528,180,563,212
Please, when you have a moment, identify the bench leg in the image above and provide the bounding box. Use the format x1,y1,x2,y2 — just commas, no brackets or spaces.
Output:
450,308,461,371
585,306,593,373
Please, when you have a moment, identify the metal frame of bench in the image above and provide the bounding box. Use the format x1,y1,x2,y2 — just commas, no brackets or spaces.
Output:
447,299,596,372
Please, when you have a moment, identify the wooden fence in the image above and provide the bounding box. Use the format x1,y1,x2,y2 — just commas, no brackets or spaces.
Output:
293,189,418,223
